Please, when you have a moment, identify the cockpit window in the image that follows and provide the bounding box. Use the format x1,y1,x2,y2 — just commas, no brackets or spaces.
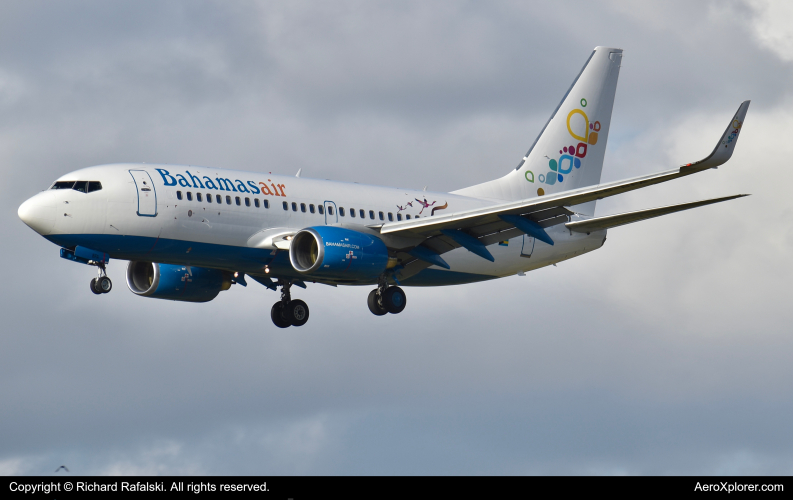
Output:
51,181,102,193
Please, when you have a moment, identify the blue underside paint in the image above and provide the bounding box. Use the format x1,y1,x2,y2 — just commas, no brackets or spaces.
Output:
44,233,496,287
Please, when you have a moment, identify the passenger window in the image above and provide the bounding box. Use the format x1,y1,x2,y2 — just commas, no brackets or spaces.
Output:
207,193,212,203
216,194,222,204
254,198,260,208
73,182,87,193
406,214,411,220
369,210,375,220
415,215,419,218
318,205,324,215
235,196,241,206
328,206,334,216
187,192,193,201
350,208,356,218
397,213,402,221
283,201,288,210
388,213,393,221
264,199,270,209
292,202,297,211
198,193,203,202
177,191,183,200
339,207,345,217
360,209,365,218
87,181,102,193
378,211,384,220
300,203,306,213
226,196,232,205
245,197,251,207
309,204,315,213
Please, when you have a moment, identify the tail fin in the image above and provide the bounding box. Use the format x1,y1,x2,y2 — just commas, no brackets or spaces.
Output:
453,46,623,215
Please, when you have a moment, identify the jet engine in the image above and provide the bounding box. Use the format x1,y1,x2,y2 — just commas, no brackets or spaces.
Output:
126,261,232,302
289,226,389,281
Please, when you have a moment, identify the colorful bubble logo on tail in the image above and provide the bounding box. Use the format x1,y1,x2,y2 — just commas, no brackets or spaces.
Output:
526,98,600,195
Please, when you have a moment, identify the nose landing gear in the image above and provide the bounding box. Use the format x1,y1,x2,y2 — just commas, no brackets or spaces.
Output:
270,280,310,328
90,264,112,295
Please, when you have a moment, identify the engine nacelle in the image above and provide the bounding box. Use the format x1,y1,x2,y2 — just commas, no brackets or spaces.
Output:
289,226,389,281
126,261,232,303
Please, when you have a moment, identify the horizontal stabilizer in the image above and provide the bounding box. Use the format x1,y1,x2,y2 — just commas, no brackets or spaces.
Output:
565,194,749,233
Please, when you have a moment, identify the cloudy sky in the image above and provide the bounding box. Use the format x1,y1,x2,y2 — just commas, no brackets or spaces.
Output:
2,0,793,475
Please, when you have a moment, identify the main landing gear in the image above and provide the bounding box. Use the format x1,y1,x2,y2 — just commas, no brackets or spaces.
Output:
367,280,407,316
270,280,309,328
90,264,112,295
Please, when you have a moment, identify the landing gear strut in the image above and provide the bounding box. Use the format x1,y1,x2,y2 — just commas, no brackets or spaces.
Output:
368,278,406,316
90,264,112,295
270,280,310,328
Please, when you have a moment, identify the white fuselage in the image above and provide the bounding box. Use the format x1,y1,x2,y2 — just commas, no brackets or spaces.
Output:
19,163,606,286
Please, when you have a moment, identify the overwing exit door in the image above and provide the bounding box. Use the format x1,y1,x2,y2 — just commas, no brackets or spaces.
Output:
324,201,337,225
129,170,157,217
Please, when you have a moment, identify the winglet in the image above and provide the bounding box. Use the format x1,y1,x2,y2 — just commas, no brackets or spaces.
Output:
683,100,750,171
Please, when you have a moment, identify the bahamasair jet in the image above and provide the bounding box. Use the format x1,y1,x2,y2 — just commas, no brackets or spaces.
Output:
18,47,749,328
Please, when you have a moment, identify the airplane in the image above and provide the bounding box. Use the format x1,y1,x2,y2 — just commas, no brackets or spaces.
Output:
17,46,750,328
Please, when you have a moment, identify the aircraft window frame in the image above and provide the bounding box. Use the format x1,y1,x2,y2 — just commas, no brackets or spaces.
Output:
235,196,241,206
216,194,222,204
187,192,193,201
254,198,260,208
292,202,297,212
328,206,334,216
87,181,102,193
318,205,324,215
207,193,212,203
226,195,232,205
378,211,384,221
350,208,356,218
177,191,183,200
283,201,288,210
388,213,393,221
339,207,345,217
309,204,315,214
360,209,365,218
245,197,251,207
300,203,306,213
264,199,270,209
397,213,402,221
51,181,75,190
197,193,203,202
369,210,375,220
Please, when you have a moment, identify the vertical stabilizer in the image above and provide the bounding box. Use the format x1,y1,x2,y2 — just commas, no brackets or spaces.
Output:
453,47,623,216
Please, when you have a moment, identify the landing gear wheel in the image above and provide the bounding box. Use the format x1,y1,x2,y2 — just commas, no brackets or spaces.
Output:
367,289,387,316
383,286,407,314
287,300,310,327
90,278,101,295
271,302,291,328
96,276,112,293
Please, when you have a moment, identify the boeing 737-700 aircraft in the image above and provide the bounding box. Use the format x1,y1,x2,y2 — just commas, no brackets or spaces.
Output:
18,47,749,328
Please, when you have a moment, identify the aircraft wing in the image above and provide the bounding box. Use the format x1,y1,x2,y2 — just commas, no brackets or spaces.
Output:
378,101,749,279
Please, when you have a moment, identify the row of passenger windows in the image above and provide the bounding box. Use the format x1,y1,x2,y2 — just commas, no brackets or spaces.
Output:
51,181,103,193
175,190,420,221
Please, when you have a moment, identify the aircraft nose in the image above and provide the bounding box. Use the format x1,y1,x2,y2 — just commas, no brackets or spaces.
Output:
18,194,56,235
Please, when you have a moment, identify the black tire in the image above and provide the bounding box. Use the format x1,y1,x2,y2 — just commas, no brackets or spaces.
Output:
97,276,112,293
383,286,407,314
90,278,101,295
287,300,310,327
367,289,387,316
271,302,291,328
